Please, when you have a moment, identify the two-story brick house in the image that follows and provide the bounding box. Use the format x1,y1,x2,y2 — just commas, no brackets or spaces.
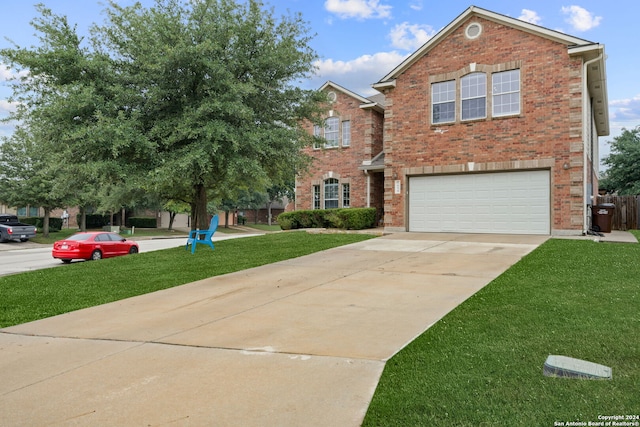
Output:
297,6,608,235
295,81,386,221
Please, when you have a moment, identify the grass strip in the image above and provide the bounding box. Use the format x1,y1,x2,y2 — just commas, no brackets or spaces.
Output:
363,235,640,426
0,231,375,328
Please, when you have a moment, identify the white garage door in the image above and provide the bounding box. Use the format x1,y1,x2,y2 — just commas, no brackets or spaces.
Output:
409,170,550,235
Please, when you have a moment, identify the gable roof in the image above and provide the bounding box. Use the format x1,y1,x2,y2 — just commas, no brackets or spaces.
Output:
319,81,385,113
372,5,609,136
374,6,596,85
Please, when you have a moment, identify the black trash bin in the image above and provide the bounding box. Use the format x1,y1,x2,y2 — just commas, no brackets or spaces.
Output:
592,203,616,233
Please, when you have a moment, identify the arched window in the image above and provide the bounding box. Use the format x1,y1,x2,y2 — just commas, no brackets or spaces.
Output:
324,178,339,209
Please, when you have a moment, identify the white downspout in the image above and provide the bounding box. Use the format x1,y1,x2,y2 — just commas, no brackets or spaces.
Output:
582,53,602,234
365,171,371,207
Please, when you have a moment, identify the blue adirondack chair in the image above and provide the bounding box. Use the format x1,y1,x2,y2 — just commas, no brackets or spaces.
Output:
186,215,218,253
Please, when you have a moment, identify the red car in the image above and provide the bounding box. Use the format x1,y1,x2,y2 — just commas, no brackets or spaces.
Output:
52,231,139,263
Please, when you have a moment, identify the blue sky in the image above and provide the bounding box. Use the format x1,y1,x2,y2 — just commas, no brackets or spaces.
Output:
2,0,639,162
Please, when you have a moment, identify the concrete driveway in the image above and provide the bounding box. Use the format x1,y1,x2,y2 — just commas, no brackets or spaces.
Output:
0,232,546,426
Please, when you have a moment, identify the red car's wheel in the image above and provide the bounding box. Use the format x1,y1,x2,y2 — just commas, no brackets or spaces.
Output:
129,246,138,254
61,259,72,264
90,250,102,260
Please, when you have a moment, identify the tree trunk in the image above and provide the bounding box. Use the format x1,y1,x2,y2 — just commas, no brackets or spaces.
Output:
168,211,176,231
267,201,273,226
43,207,51,237
193,183,209,230
190,202,196,230
80,207,87,231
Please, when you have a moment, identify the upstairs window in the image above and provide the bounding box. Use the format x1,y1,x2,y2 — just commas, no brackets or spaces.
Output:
313,125,321,149
493,69,520,117
324,117,339,148
324,178,339,209
432,80,456,124
342,120,351,147
461,72,486,120
313,117,352,149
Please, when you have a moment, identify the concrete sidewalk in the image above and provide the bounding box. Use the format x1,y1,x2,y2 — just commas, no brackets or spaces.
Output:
0,233,547,426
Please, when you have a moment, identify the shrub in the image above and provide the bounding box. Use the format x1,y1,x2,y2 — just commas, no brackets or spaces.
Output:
278,215,294,230
336,208,377,230
79,214,110,228
277,208,376,230
19,217,39,227
48,217,63,232
127,217,157,228
20,217,64,232
324,211,344,229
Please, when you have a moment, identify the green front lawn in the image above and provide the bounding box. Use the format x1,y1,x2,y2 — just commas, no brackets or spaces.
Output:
363,232,640,426
243,223,282,232
0,231,375,327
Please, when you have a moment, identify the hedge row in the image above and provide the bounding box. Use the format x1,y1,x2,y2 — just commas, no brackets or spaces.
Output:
20,217,64,232
277,208,376,230
80,214,111,228
127,217,157,228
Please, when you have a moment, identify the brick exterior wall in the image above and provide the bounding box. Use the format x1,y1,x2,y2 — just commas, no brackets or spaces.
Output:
295,86,385,218
380,16,589,233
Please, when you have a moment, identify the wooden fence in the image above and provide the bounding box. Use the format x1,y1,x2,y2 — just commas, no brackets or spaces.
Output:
596,195,640,230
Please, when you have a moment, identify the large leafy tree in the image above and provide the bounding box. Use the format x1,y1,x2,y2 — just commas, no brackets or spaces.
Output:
1,5,148,230
2,0,325,230
601,127,640,195
95,0,325,229
0,126,69,237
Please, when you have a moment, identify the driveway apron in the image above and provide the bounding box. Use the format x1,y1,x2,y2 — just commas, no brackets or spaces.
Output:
0,233,546,426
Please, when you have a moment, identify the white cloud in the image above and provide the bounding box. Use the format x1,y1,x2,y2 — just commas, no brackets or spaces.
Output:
606,96,640,161
409,1,423,11
389,22,436,51
0,99,18,114
0,122,15,139
324,0,392,20
561,5,602,32
518,9,541,25
1,64,14,81
609,95,640,122
1,63,29,82
311,51,408,95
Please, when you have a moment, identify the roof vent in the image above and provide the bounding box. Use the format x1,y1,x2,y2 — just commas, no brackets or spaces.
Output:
465,22,482,40
327,91,337,103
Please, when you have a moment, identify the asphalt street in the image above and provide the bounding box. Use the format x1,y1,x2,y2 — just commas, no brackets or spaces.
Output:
0,233,261,277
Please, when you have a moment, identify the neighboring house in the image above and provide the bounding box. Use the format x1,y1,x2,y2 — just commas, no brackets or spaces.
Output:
298,6,608,235
0,205,15,215
0,205,41,217
296,81,386,222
